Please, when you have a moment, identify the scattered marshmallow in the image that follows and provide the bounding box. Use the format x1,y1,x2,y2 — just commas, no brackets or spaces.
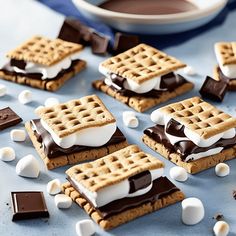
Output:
215,163,230,177
16,154,40,178
44,97,59,107
76,219,95,236
122,111,139,128
10,129,26,142
182,197,204,225
34,105,45,114
18,90,33,104
213,221,229,236
169,166,188,182
183,66,196,76
55,194,72,209
47,179,61,195
0,84,7,97
0,147,15,162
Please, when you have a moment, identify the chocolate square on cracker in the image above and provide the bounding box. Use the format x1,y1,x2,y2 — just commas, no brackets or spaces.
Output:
25,94,128,170
93,43,193,112
0,36,86,91
143,96,236,174
62,145,184,230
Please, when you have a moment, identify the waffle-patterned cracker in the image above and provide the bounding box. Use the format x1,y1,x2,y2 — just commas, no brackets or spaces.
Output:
7,36,83,66
66,145,164,192
215,42,236,66
159,96,236,139
36,95,115,138
101,43,186,84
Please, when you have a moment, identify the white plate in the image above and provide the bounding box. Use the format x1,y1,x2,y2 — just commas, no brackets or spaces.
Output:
72,0,228,34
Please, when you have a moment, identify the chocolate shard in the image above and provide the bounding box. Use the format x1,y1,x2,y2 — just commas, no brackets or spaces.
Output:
91,32,109,55
10,59,26,70
199,76,228,102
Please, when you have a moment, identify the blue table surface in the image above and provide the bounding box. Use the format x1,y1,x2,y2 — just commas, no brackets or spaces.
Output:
0,0,236,235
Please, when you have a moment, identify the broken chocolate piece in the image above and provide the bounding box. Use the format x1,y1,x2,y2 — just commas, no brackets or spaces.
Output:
233,190,236,200
91,32,109,55
10,59,26,70
212,213,224,221
0,107,22,130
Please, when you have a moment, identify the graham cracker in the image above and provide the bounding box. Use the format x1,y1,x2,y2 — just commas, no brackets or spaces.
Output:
62,181,184,230
92,79,193,113
100,43,186,84
142,134,236,174
36,95,116,138
159,96,236,139
215,42,236,66
25,122,128,170
0,59,86,91
66,145,164,192
7,36,83,66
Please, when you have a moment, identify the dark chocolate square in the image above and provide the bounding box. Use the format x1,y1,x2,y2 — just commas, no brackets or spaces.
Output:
91,32,109,55
0,107,22,130
11,192,49,221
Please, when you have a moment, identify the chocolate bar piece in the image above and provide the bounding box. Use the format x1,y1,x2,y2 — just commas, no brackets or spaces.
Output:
91,32,109,55
199,76,228,102
0,107,22,130
11,191,49,221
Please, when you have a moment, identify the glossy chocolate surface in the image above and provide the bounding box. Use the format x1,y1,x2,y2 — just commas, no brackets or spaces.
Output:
0,107,22,130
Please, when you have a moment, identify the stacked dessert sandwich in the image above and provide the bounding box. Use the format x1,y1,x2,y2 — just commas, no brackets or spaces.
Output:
93,43,193,112
62,145,185,230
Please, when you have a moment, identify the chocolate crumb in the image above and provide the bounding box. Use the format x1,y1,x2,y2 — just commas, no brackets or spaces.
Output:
212,213,224,221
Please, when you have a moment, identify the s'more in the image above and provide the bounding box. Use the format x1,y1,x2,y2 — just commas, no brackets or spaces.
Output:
62,145,184,230
25,95,128,169
143,96,236,174
93,43,193,112
0,36,86,91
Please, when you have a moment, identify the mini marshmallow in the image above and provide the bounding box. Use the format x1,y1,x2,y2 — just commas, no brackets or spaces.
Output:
44,97,59,107
18,90,33,104
55,194,72,209
47,179,61,195
182,197,204,225
122,111,139,128
0,147,15,162
169,166,188,182
213,221,229,236
215,163,230,177
34,105,45,114
10,129,26,142
76,219,95,236
0,84,7,97
16,154,40,178
183,66,196,76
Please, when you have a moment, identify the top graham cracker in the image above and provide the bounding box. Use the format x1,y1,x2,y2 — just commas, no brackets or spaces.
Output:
66,145,164,192
159,96,236,139
100,43,186,84
215,42,236,66
7,36,83,66
36,95,116,138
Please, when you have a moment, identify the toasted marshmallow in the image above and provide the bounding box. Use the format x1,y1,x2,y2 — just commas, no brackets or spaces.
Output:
213,221,229,236
215,163,230,177
0,147,15,162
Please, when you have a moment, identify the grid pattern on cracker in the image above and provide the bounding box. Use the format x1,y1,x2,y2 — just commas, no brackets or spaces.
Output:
7,36,83,66
159,96,236,139
36,95,115,138
215,42,236,65
101,43,186,84
66,145,164,192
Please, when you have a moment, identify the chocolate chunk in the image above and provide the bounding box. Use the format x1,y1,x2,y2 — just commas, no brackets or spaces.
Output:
11,192,49,221
10,59,26,70
0,107,22,130
160,73,185,91
91,32,109,55
113,33,140,55
199,76,228,102
233,190,236,200
166,118,185,137
212,213,224,221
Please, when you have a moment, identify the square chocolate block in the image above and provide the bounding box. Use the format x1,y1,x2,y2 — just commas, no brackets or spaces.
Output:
0,107,22,130
91,32,109,55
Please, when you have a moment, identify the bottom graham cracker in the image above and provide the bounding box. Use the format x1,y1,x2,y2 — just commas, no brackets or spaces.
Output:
0,60,86,91
25,122,128,170
92,80,194,113
142,134,236,174
62,182,185,230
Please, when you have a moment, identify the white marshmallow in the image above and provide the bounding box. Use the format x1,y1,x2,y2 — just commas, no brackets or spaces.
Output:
0,84,7,97
0,147,15,162
182,197,205,225
44,97,60,107
10,129,26,142
76,219,95,236
18,90,33,104
215,163,230,177
122,111,139,128
47,179,61,195
16,154,40,178
34,105,45,114
213,221,229,236
169,166,188,182
183,66,196,76
54,194,72,209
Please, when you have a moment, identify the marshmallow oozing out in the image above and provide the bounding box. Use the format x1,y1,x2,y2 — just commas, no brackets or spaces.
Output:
213,221,230,236
122,111,139,128
215,163,230,177
169,166,188,182
47,179,61,195
76,219,95,236
10,129,26,142
54,194,72,209
0,147,15,162
0,84,7,97
18,90,33,104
